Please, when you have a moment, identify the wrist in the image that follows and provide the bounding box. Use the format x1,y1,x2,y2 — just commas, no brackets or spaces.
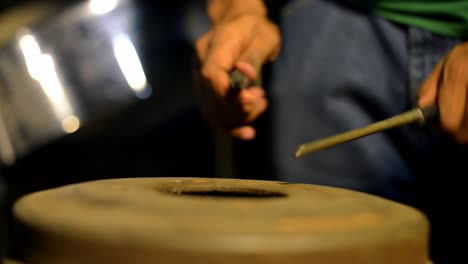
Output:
208,0,267,24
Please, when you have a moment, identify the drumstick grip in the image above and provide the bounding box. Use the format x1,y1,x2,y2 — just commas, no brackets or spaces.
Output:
230,68,262,91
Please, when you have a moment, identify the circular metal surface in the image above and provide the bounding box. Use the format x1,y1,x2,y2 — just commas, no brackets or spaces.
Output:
12,177,429,264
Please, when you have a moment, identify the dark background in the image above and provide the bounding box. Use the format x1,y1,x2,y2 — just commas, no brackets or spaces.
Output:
0,0,274,257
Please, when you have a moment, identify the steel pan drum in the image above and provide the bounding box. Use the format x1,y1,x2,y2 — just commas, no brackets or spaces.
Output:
10,177,429,264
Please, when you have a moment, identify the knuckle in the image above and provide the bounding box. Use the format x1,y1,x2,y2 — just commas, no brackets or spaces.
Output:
261,21,280,43
269,27,282,54
201,65,214,81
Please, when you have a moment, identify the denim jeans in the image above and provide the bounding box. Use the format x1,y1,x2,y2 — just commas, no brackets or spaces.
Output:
269,0,466,262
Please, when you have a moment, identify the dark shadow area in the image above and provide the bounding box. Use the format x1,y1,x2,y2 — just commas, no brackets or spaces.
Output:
0,0,218,257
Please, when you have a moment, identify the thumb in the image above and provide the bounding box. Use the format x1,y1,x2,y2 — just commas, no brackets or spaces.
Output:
418,59,445,107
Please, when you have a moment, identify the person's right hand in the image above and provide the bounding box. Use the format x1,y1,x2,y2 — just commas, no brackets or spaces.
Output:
418,42,468,143
195,0,280,140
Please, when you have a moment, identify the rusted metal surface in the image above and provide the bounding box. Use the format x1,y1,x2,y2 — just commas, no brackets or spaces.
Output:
11,177,429,263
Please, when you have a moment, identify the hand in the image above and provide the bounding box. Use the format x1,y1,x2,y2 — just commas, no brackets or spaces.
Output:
195,1,280,140
418,42,468,143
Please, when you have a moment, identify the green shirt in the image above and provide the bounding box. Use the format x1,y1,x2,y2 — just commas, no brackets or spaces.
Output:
354,0,468,38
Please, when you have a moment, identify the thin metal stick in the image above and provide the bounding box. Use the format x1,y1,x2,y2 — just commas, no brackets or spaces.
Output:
295,105,438,158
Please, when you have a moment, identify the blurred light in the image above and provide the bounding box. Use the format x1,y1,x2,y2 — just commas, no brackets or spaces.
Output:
39,55,68,109
62,115,80,133
19,33,80,133
36,54,73,120
89,0,118,15
113,33,150,97
19,34,43,80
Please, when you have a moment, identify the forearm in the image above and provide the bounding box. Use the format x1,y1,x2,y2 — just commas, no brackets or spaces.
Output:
207,0,267,24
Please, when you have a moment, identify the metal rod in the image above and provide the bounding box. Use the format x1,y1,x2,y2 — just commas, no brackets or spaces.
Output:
295,105,438,159
230,70,251,91
229,69,262,91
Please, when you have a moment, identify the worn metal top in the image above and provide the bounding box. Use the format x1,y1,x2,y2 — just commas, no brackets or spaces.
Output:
12,177,429,264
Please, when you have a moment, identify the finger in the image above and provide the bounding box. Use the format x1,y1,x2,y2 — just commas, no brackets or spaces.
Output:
202,19,256,97
220,95,268,126
453,101,468,143
438,49,468,132
237,20,280,73
195,31,212,60
229,126,256,140
235,61,257,81
229,94,268,140
202,17,279,98
224,86,267,114
201,65,231,100
238,86,265,102
241,93,268,122
418,59,444,107
225,85,264,105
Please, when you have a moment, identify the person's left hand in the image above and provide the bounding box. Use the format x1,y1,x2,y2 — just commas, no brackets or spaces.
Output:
418,42,468,143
